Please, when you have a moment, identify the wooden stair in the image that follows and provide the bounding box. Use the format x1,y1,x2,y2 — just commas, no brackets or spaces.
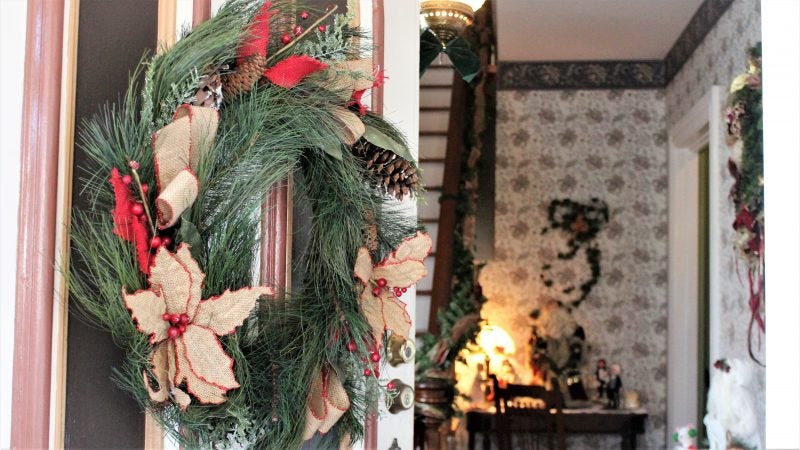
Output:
416,59,455,336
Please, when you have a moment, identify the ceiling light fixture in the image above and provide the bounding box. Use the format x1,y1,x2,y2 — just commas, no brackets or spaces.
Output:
419,0,486,46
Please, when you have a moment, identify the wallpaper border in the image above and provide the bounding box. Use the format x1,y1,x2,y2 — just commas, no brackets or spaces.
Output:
498,60,665,90
498,0,735,90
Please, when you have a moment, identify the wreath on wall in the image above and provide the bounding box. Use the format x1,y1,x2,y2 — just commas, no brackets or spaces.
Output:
724,44,764,365
539,198,608,309
530,198,607,381
69,1,430,448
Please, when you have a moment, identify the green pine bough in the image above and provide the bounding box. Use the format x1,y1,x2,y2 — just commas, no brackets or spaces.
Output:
68,1,422,448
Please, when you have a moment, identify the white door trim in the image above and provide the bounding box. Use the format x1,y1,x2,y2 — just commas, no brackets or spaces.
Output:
666,85,724,438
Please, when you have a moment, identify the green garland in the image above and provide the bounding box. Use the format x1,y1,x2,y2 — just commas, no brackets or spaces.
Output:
724,44,764,365
540,198,608,309
68,1,423,448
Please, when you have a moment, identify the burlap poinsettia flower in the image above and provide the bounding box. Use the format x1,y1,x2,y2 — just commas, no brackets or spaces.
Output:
354,231,432,342
124,244,273,408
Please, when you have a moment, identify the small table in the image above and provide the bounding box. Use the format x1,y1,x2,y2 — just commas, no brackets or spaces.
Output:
466,408,648,450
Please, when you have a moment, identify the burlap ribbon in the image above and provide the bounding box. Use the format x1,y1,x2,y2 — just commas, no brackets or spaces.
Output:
152,104,219,228
332,107,365,146
126,244,273,407
302,367,350,440
322,59,376,97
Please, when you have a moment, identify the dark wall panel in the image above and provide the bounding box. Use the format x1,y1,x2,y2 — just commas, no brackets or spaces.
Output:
65,1,157,448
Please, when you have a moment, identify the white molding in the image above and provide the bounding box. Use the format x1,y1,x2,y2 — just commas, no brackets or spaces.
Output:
666,85,723,439
372,1,419,449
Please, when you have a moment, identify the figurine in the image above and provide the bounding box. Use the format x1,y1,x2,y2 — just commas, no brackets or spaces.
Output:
704,358,762,450
498,359,520,386
595,358,609,400
606,363,622,409
672,423,698,450
469,363,487,406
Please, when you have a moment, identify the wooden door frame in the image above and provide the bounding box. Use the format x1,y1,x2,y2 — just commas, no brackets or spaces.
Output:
11,0,67,448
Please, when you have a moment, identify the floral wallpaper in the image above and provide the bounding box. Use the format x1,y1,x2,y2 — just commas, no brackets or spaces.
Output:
665,0,762,127
666,0,765,443
481,89,669,449
479,1,762,448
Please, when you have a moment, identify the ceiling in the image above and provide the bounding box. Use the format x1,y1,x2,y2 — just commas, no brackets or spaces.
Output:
495,0,706,61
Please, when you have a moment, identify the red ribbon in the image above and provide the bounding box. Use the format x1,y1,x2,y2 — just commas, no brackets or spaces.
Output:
110,168,152,274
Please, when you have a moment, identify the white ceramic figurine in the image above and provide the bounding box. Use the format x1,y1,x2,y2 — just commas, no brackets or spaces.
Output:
704,358,762,450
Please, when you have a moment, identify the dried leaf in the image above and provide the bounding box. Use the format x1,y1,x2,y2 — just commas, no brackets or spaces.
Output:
363,125,414,163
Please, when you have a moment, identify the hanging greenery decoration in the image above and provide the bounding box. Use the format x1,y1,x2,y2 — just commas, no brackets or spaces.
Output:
414,2,494,420
539,198,609,309
68,1,430,448
724,44,764,366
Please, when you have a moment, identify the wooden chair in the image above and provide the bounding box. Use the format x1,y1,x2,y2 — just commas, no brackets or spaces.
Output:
491,375,566,450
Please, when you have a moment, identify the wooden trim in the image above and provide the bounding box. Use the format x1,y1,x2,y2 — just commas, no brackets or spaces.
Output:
50,0,80,447
370,0,384,115
260,180,291,290
157,0,177,49
192,0,211,28
11,0,65,448
364,1,383,447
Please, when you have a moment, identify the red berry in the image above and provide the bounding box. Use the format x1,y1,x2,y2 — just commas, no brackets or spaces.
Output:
370,352,380,362
300,11,309,20
281,33,292,45
178,324,187,333
128,161,140,170
130,203,144,216
162,313,170,321
363,368,372,377
293,25,304,36
170,313,181,324
372,287,382,297
318,24,327,32
377,278,387,287
121,174,132,185
346,341,358,352
401,287,407,293
387,381,395,390
162,236,172,246
167,327,180,339
141,183,149,194
179,313,190,325
139,215,149,223
149,236,162,248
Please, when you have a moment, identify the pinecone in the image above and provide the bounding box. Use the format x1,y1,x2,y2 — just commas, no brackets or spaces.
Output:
363,216,378,252
221,54,267,98
192,73,223,109
352,139,419,200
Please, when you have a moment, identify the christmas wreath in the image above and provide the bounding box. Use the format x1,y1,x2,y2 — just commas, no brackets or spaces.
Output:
539,198,608,309
69,1,430,448
724,44,764,365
